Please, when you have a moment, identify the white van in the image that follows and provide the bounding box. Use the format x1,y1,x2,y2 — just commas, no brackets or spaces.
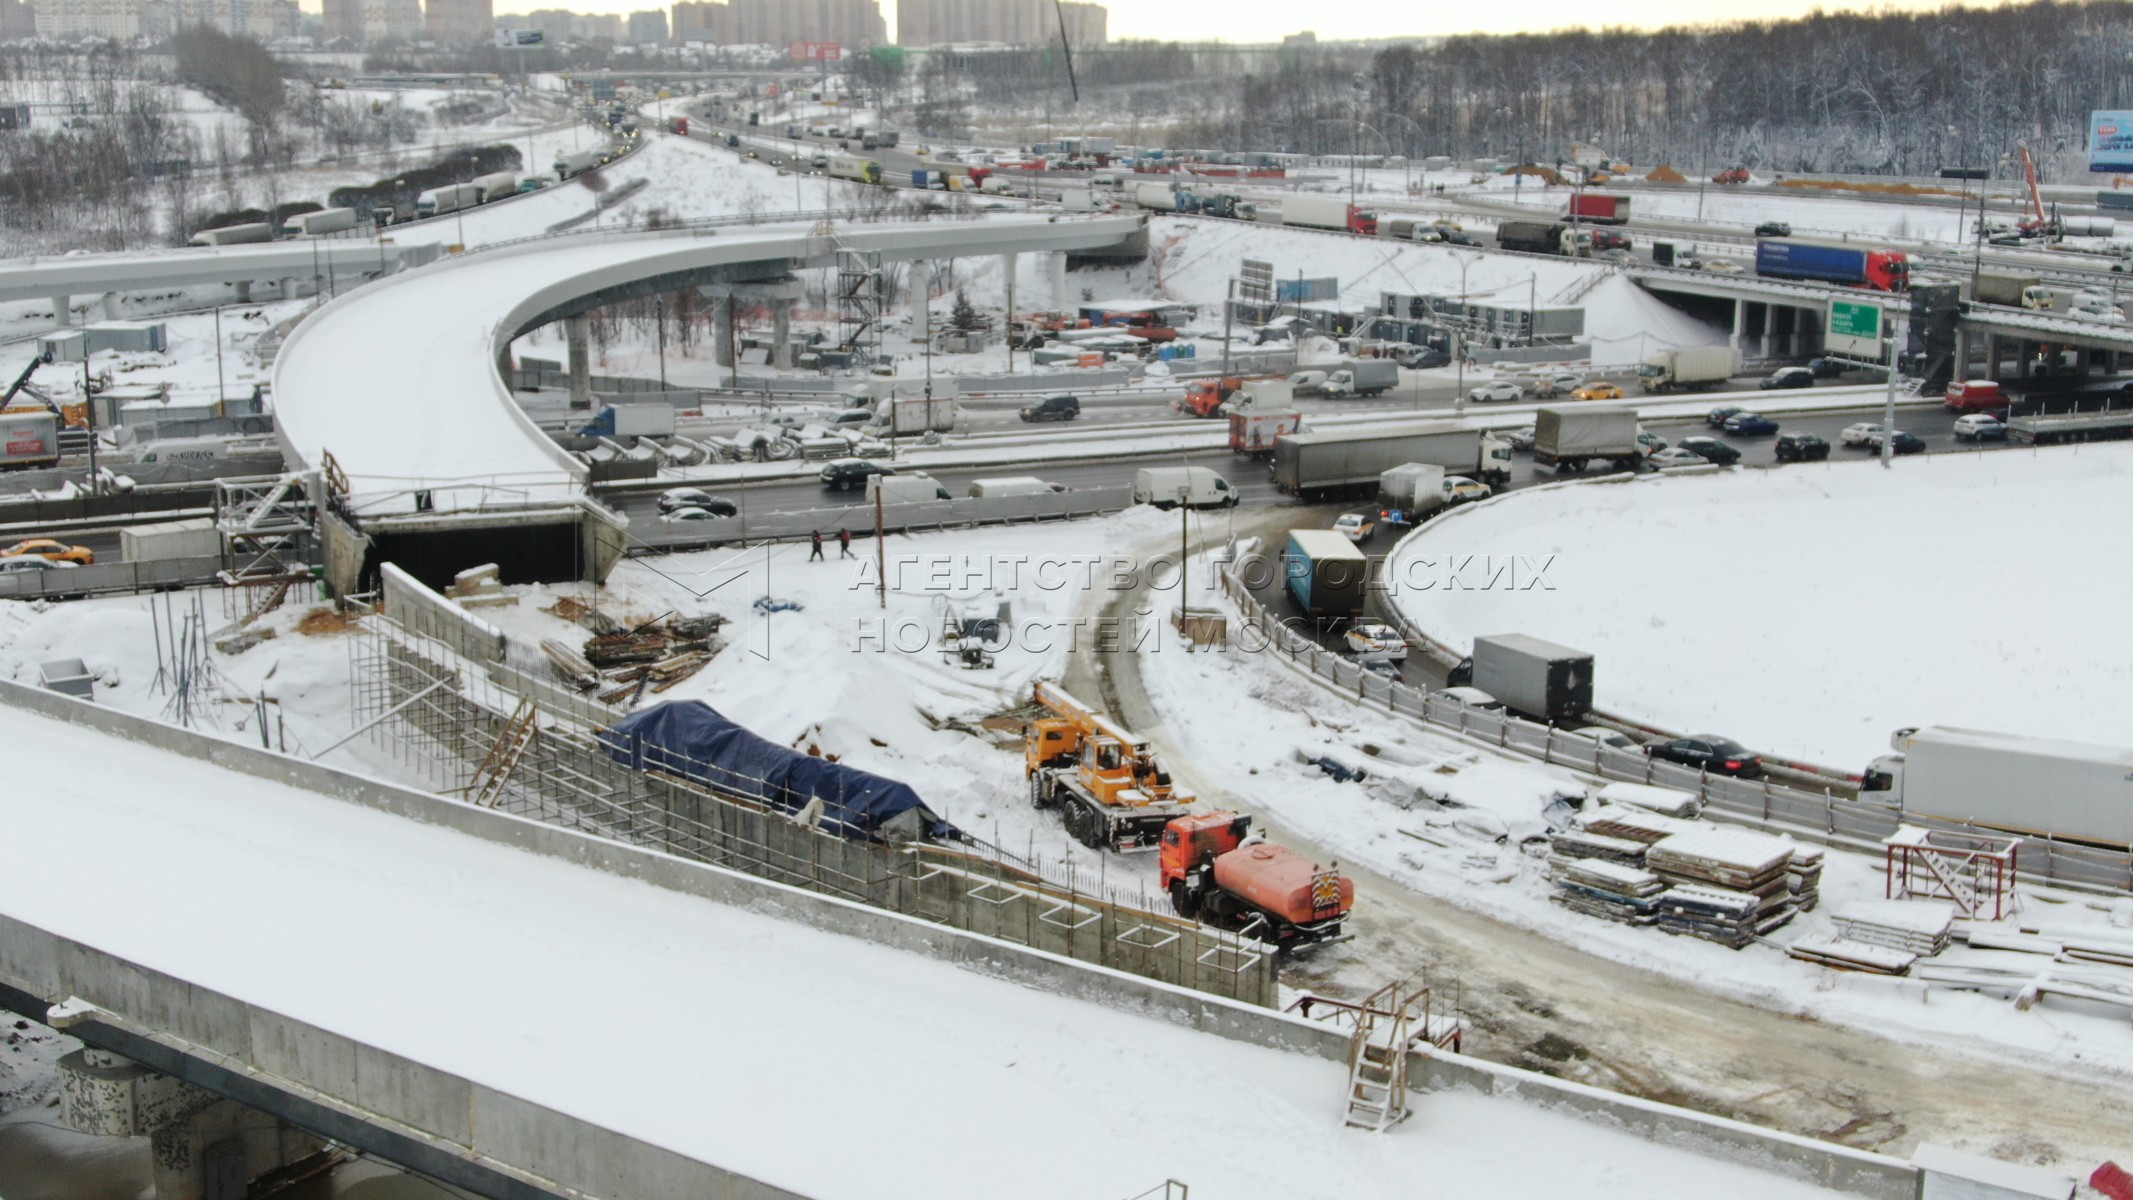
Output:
135,437,228,464
966,476,1059,499
1132,466,1236,509
865,473,952,503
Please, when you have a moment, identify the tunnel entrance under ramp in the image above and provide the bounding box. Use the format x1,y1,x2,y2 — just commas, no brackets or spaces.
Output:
323,502,627,595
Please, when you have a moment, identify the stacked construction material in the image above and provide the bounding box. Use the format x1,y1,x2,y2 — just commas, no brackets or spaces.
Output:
1548,829,1649,867
1548,856,1666,926
1787,845,1824,913
1832,899,1954,957
1653,885,1764,948
1581,805,1700,848
1918,922,2133,1019
1647,828,1800,943
1786,936,1917,975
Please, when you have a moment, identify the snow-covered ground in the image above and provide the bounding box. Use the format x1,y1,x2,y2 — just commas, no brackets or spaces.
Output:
0,695,1871,1200
1387,443,2133,768
5,502,2130,1096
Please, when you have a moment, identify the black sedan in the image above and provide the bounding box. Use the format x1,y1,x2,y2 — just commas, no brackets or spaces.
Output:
1867,430,1928,456
1705,405,1744,428
1648,734,1764,778
657,488,739,516
819,459,894,491
1723,412,1780,436
1774,432,1830,462
1755,221,1793,237
1675,436,1742,465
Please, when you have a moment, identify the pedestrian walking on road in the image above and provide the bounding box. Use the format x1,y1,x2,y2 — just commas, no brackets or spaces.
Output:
838,527,853,558
809,530,824,561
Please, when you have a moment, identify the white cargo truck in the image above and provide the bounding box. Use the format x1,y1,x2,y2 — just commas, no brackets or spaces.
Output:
1221,378,1294,415
1324,359,1400,398
472,170,521,203
866,473,952,503
1636,345,1737,392
1864,726,2133,848
121,517,221,562
1132,465,1236,509
873,396,958,437
416,183,484,217
279,207,358,238
1133,182,1182,212
966,476,1058,498
1376,462,1449,515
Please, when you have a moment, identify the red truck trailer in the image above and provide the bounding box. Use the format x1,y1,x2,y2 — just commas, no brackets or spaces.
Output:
1567,193,1631,224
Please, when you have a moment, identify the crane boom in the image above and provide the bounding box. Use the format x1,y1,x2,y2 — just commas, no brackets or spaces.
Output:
1031,680,1147,753
1,350,53,410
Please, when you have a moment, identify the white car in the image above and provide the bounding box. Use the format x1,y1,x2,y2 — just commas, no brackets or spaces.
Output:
1332,512,1376,544
659,506,731,524
1444,475,1493,504
1344,622,1408,660
2072,303,2127,324
1507,425,1538,451
1647,446,1709,469
1701,259,1746,274
1952,413,2008,441
1436,685,1503,712
1466,380,1525,403
1839,422,1885,447
1569,725,1638,751
0,556,75,574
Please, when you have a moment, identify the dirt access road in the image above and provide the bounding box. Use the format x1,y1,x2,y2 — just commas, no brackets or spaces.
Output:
1061,512,2131,1173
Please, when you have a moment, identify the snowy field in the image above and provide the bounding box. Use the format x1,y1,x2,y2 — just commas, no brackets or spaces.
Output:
0,699,1870,1200
1388,443,2133,769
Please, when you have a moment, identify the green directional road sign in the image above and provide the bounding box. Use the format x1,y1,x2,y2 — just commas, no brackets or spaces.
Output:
1827,299,1884,357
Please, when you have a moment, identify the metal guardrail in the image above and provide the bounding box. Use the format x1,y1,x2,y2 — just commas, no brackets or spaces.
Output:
0,553,223,599
1215,565,2133,895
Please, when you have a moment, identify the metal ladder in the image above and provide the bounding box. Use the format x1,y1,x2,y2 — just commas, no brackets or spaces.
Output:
1342,980,1417,1131
464,699,538,808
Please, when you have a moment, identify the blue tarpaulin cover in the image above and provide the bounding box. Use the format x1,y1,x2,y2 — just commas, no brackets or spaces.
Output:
600,701,957,841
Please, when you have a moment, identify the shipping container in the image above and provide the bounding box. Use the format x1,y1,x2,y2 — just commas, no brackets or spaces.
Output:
120,517,221,563
1471,633,1594,722
1283,529,1368,618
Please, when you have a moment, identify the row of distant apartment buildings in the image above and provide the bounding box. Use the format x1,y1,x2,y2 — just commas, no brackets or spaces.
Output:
0,0,1106,48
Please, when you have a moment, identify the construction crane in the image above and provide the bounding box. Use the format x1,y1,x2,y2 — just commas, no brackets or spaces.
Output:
1024,680,1193,851
2017,144,2058,240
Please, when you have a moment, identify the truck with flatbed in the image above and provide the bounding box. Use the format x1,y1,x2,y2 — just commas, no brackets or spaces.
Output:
1024,681,1194,852
1470,633,1594,722
1272,424,1512,496
1863,725,2133,849
1637,345,1737,392
1282,529,1368,619
1496,220,1592,257
1533,405,1645,473
2005,409,2133,444
1161,811,1355,945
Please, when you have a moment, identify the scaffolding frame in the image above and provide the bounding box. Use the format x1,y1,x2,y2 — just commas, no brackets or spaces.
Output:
836,248,884,366
345,618,1279,1007
1885,824,2021,921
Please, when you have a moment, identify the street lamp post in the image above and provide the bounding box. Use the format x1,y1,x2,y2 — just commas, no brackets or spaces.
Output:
1451,250,1478,410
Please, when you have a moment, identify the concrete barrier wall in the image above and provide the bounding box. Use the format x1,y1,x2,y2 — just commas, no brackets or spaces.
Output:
0,679,1920,1199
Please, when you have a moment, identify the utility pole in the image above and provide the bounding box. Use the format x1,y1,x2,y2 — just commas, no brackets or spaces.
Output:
1219,277,1235,384
81,354,98,495
1881,311,1906,470
655,295,668,389
874,485,886,609
213,304,226,405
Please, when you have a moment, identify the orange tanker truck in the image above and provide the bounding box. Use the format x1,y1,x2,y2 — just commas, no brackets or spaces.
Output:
1160,811,1354,945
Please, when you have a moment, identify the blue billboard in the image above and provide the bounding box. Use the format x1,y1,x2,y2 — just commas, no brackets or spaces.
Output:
2089,111,2133,173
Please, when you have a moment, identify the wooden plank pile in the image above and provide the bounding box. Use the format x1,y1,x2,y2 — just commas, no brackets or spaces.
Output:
1832,898,1954,956
1787,845,1824,913
1581,806,1699,847
1653,885,1764,949
1786,937,1917,975
1646,828,1801,940
1547,857,1666,926
550,614,727,706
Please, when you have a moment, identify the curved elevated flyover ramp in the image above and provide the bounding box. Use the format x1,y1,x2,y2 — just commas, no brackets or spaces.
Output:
270,213,1146,585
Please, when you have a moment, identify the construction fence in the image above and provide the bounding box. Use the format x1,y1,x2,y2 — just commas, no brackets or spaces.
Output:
1215,564,2133,896
346,611,1278,1008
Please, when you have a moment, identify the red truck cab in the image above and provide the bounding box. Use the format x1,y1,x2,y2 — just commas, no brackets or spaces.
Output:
1350,207,1379,236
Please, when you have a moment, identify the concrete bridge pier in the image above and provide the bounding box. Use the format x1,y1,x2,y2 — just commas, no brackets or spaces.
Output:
50,293,70,328
702,277,806,371
101,291,123,320
772,298,793,368
58,1047,332,1200
281,276,301,302
565,313,592,409
1047,251,1069,310
233,280,253,304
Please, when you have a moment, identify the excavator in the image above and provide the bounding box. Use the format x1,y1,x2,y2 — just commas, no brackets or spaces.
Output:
2,348,90,428
1023,680,1194,851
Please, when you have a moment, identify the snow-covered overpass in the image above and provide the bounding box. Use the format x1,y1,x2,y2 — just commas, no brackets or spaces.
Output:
0,238,443,316
269,213,1144,588
0,680,1916,1200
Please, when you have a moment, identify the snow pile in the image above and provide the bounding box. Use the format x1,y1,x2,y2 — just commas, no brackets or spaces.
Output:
1384,444,2133,767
